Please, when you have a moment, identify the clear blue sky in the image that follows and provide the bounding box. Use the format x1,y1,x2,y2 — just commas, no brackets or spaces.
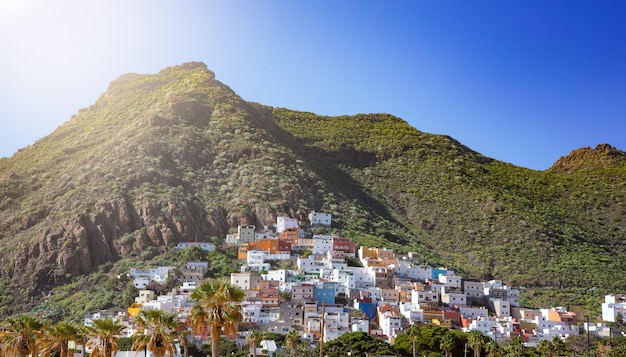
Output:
1,1,625,170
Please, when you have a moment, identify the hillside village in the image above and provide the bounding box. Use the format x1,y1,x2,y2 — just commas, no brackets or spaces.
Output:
87,211,626,355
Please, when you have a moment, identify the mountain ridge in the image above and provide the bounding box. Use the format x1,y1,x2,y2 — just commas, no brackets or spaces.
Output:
0,62,624,318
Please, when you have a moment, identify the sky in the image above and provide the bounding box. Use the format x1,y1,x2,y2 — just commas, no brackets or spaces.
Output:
1,1,625,170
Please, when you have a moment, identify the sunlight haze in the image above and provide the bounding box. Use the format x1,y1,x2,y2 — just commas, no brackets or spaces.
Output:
1,0,625,170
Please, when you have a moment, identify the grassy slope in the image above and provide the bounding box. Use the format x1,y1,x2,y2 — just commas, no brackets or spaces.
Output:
0,63,625,318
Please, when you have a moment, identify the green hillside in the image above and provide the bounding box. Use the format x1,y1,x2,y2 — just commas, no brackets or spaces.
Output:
0,62,624,319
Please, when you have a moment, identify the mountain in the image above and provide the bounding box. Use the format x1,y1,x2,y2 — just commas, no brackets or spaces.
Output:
0,62,625,318
549,144,626,173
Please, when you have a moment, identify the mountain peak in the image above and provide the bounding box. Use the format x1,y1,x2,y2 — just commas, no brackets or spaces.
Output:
548,144,626,173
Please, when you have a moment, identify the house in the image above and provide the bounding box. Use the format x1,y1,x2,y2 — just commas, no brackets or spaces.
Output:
332,236,355,254
602,295,626,322
463,281,485,300
378,304,402,340
276,216,298,233
231,272,263,291
259,280,280,307
180,262,208,283
175,242,215,251
279,301,304,326
489,298,511,318
128,266,175,288
292,283,315,302
312,235,334,255
441,285,467,306
238,225,256,244
315,282,336,305
249,339,278,357
309,211,332,227
135,290,156,304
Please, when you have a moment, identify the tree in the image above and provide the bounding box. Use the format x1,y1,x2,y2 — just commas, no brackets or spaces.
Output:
0,314,46,357
177,327,190,357
484,340,496,357
535,339,551,357
122,282,139,307
468,330,486,357
42,321,83,357
550,336,567,357
247,330,263,357
506,336,524,357
186,278,245,357
322,331,396,357
84,318,126,357
131,309,180,357
284,329,300,357
403,325,420,357
440,332,456,357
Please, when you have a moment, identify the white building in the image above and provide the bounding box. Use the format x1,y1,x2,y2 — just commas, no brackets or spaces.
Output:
463,281,485,299
242,301,262,324
508,288,521,307
309,212,332,227
439,274,462,289
459,306,489,319
489,298,511,318
351,318,369,333
312,236,334,255
534,315,579,341
129,266,174,288
412,290,439,306
379,309,402,340
328,269,355,296
399,302,424,324
441,286,467,306
276,216,298,233
297,256,326,276
174,242,215,251
462,316,498,335
346,266,375,288
602,295,626,322
323,311,350,342
263,269,290,283
392,262,432,282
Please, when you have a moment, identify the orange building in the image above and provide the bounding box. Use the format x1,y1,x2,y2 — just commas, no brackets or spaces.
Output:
238,244,250,259
279,228,300,243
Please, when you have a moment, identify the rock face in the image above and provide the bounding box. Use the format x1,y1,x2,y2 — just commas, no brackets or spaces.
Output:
549,144,626,173
9,196,279,294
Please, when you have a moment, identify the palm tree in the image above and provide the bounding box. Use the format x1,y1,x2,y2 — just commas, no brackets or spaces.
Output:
84,318,126,357
186,278,245,357
468,330,485,357
440,332,456,357
177,327,190,357
484,340,496,357
41,321,83,357
0,314,46,357
506,336,524,357
550,336,566,357
535,339,551,357
405,325,420,357
284,329,300,357
131,309,180,357
247,330,263,357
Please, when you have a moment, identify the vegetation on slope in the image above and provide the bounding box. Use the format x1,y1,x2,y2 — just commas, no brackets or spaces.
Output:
0,62,624,317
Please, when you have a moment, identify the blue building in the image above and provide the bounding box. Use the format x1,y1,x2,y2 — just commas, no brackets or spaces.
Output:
432,267,448,280
315,282,336,305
